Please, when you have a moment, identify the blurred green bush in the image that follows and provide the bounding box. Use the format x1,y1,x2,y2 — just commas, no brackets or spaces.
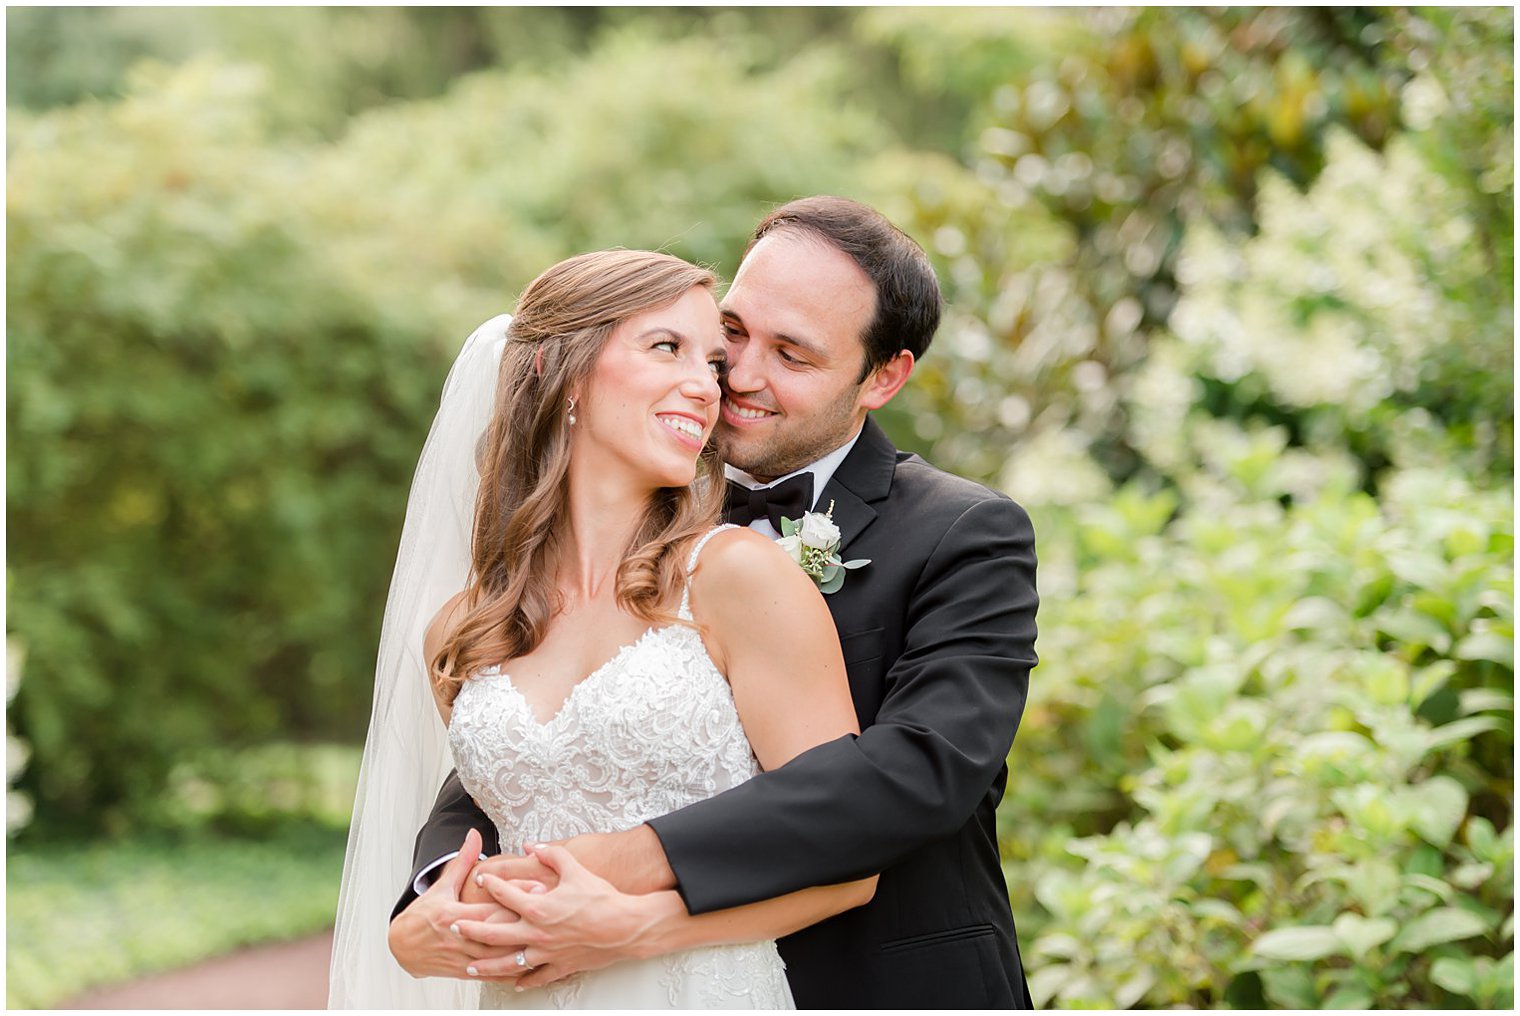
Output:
6,33,885,832
1009,465,1512,1008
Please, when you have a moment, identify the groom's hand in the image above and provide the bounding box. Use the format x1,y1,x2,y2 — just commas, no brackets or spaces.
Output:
460,851,559,906
453,843,682,989
388,828,524,979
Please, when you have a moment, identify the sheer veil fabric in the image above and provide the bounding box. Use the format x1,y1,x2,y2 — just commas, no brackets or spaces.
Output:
328,316,511,1008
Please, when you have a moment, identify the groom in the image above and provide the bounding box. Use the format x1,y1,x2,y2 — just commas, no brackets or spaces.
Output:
389,196,1038,1007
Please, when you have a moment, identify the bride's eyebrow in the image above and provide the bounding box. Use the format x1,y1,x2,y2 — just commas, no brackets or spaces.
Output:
637,327,686,344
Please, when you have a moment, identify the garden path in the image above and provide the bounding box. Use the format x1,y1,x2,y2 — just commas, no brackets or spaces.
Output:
58,930,331,1009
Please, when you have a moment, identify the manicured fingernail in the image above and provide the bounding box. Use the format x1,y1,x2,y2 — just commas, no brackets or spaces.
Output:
467,965,479,977
529,842,548,850
515,985,524,992
529,883,546,894
475,874,484,886
450,922,460,935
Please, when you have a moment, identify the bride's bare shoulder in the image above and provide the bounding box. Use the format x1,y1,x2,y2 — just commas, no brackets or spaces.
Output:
689,526,824,614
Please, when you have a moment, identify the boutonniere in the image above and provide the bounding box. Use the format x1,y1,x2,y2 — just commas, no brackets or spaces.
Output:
777,501,870,594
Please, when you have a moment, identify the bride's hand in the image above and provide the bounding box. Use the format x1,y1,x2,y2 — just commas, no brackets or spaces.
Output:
460,851,559,906
453,843,683,988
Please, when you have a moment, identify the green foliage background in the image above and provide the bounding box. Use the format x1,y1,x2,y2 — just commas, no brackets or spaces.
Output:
6,7,1513,1008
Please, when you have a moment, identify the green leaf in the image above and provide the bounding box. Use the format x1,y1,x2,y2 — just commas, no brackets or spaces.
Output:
1454,631,1514,668
1332,913,1397,957
779,516,797,538
1430,956,1478,996
1458,688,1514,715
1390,907,1490,953
1401,872,1456,903
1261,965,1318,1008
1424,716,1505,752
1405,775,1469,847
841,557,870,569
1376,606,1452,653
1114,969,1155,1009
1324,982,1374,1009
1465,816,1498,857
1251,925,1346,961
1224,971,1266,1009
1026,964,1075,1008
817,570,845,595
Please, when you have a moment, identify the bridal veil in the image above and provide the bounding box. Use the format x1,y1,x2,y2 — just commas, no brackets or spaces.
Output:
327,316,509,1008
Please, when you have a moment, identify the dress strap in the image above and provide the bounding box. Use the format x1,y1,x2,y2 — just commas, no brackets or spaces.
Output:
678,524,740,621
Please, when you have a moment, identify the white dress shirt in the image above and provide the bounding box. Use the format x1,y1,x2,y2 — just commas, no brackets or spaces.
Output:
722,426,865,539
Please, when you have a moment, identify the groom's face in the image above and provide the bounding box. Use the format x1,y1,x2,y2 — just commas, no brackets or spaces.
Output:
715,230,879,481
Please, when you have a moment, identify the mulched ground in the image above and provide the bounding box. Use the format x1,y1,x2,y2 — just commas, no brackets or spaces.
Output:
58,930,332,1010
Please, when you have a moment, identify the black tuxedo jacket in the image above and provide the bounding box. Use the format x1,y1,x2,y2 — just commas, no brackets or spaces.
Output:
397,417,1038,1008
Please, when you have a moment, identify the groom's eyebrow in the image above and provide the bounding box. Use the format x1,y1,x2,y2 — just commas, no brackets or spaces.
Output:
724,310,826,361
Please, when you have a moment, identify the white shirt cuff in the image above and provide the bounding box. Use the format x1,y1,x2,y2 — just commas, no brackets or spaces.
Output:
413,852,459,896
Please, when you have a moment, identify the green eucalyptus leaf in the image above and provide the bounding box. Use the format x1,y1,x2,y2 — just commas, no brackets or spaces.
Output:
841,558,870,569
779,516,797,538
817,570,846,595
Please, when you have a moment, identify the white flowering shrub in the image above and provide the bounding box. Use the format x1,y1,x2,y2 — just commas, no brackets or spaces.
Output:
1169,129,1511,476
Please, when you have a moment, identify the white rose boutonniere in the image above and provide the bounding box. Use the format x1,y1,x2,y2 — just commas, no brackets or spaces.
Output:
779,501,869,594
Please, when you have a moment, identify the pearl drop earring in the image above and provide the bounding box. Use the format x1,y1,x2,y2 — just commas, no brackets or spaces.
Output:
566,395,578,426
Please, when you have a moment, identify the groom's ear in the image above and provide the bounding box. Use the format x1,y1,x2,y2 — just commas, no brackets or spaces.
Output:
857,350,915,412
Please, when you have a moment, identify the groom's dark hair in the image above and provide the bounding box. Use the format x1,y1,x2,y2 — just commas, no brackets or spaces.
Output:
747,196,941,381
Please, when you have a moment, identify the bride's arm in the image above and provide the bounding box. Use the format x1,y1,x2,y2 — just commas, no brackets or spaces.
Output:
458,529,876,985
628,528,878,940
423,590,471,725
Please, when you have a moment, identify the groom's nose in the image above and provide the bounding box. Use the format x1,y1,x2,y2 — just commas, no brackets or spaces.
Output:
722,346,764,396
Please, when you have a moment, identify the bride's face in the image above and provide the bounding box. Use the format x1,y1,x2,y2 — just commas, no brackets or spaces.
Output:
571,286,726,490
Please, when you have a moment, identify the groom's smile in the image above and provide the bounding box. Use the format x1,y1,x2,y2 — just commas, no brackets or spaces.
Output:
714,231,882,481
720,393,779,424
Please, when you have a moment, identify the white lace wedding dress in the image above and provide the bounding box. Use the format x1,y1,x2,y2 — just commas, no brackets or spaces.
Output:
446,526,793,1009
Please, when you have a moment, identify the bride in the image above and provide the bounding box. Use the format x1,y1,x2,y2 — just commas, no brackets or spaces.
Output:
329,250,870,1008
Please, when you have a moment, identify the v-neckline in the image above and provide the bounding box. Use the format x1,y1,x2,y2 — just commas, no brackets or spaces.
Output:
474,624,676,729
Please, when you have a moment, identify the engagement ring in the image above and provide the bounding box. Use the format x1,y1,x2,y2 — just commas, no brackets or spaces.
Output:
515,950,528,968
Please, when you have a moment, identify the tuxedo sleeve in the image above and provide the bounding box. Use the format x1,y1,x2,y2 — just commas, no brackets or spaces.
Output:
389,770,501,921
647,495,1037,913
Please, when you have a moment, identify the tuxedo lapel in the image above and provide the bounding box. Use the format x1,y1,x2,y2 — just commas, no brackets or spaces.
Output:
816,416,896,553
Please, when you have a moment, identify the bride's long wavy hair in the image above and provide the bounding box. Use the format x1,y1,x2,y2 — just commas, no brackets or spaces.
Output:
432,250,724,702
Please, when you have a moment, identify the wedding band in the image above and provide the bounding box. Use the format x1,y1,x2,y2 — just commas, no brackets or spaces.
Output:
515,950,528,968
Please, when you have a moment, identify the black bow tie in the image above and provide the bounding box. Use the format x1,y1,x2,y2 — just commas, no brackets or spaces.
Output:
724,475,814,531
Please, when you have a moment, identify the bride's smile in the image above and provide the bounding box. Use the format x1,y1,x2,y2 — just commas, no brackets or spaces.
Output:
570,286,725,491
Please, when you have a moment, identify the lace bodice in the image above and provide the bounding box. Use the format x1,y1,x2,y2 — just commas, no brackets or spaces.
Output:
446,526,791,1009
